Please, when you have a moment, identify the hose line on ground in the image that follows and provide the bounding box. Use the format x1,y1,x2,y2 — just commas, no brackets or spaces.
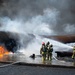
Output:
0,61,20,68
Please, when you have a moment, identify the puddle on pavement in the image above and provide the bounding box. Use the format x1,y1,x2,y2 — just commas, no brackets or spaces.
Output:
0,53,75,67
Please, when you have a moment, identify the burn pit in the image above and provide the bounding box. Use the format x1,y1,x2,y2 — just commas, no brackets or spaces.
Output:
0,46,9,57
0,31,35,54
0,31,20,53
4,38,17,53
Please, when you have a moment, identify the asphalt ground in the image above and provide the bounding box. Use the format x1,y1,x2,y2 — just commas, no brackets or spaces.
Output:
0,54,75,75
0,64,75,75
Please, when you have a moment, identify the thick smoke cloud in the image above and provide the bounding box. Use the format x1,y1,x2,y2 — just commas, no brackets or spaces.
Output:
0,0,75,35
0,0,74,56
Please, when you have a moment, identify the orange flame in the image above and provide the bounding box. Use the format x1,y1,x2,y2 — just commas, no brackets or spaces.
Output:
0,46,9,57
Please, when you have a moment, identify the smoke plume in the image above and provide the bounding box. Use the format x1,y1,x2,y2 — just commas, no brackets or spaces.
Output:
0,0,75,35
0,0,74,55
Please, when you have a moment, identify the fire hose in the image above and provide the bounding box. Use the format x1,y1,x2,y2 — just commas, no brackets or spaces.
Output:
53,55,66,63
0,61,20,68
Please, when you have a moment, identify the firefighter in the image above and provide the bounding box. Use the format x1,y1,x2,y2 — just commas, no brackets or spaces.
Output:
72,46,75,59
46,41,50,48
45,41,50,59
47,44,53,60
40,42,47,61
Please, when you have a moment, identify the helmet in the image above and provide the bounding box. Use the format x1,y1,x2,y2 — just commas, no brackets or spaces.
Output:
46,41,50,45
50,44,53,47
42,42,45,45
47,41,50,44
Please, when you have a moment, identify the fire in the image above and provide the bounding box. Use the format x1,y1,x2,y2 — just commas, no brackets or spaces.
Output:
0,46,10,57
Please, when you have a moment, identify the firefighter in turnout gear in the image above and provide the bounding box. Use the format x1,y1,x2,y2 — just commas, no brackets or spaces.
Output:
47,44,53,60
40,42,47,61
46,41,50,48
45,41,50,59
72,46,75,59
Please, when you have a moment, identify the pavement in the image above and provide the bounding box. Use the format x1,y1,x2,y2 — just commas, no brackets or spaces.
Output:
0,53,75,75
0,64,75,75
0,53,75,68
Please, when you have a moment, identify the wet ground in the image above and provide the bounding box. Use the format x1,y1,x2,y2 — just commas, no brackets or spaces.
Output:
0,52,75,67
0,53,75,75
